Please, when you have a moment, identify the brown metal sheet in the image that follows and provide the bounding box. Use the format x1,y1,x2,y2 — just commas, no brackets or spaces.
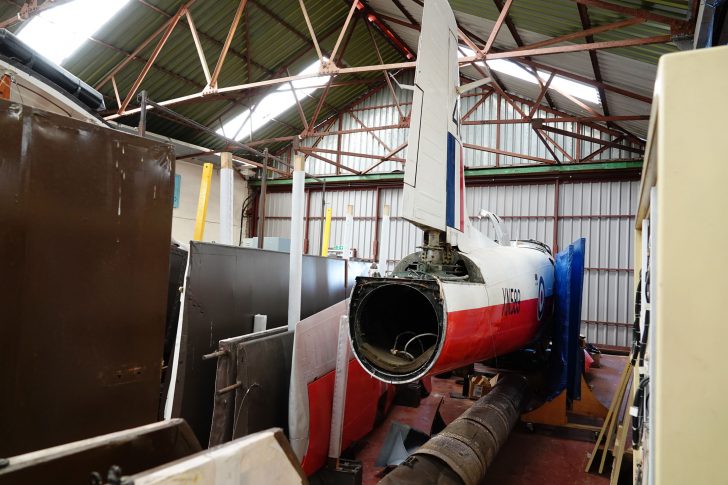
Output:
0,100,174,456
0,419,200,485
170,242,348,446
231,330,295,440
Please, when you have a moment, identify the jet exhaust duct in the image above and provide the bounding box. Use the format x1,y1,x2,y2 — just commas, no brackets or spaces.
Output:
378,374,528,485
349,277,445,384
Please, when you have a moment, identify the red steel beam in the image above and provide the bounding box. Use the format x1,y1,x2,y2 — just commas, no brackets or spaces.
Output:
361,141,408,174
538,129,575,163
482,0,513,55
516,17,644,51
303,146,406,163
537,124,642,154
391,0,419,26
361,11,653,107
463,143,557,165
485,35,673,60
247,122,408,146
365,17,405,119
135,0,273,78
88,36,203,92
527,72,555,120
580,135,625,162
462,90,494,121
349,111,391,151
96,5,186,89
533,127,562,163
578,4,611,117
463,115,649,125
570,0,693,34
491,0,556,109
298,148,362,174
209,0,249,89
519,58,652,104
118,3,190,113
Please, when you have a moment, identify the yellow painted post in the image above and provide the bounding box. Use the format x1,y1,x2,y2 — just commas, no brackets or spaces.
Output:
193,162,213,241
321,206,332,256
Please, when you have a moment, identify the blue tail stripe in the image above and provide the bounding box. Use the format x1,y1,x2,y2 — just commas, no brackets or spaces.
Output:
446,133,455,228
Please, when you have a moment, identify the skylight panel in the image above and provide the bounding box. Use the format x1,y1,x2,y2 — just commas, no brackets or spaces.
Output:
17,0,129,66
460,47,600,105
217,59,330,141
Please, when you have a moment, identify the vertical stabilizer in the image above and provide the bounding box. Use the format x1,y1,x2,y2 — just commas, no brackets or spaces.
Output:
402,1,464,235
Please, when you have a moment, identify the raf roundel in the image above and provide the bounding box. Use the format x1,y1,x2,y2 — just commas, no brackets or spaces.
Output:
537,276,546,321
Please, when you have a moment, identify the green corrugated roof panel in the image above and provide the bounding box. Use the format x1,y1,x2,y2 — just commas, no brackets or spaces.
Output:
0,0,693,164
450,0,687,64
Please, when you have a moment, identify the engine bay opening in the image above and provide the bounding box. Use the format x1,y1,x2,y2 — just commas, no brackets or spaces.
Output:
351,282,442,381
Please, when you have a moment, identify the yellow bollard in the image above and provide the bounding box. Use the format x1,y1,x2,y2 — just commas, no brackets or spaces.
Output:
193,162,213,241
321,206,332,256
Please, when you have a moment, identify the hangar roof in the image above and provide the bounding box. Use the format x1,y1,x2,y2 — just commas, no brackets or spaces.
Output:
0,0,695,164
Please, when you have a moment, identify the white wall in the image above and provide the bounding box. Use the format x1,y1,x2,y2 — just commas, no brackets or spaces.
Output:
172,160,249,245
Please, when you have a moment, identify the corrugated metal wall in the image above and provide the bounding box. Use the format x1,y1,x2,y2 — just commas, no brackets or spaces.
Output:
262,74,641,348
263,178,638,348
271,72,641,175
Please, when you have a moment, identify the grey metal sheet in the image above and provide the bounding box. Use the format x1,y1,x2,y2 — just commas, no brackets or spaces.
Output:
0,100,174,456
232,331,295,439
171,242,349,445
208,327,287,447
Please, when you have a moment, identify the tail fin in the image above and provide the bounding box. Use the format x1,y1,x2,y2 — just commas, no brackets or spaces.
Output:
402,1,465,235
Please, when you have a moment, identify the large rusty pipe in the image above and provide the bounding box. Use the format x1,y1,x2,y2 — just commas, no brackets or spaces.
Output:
379,374,528,485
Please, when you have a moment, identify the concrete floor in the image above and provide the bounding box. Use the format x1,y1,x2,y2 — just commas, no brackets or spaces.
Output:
355,353,628,485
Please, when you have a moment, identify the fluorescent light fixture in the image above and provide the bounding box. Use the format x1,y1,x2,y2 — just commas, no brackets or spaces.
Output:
17,0,129,66
218,59,331,141
460,47,600,104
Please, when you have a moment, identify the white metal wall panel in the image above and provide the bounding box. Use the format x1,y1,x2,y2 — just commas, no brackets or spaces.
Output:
263,179,637,347
299,75,414,175
558,180,639,347
379,188,423,272
467,184,556,248
299,81,641,175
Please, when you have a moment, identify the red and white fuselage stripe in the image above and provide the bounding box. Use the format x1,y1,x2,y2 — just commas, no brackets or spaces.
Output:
428,244,554,376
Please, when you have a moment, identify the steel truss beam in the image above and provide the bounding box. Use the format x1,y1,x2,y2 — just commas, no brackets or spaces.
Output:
97,0,671,177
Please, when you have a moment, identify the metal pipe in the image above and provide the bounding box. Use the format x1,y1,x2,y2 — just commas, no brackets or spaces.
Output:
287,155,305,332
328,315,350,460
319,180,327,256
219,152,234,245
321,206,332,257
343,204,354,261
257,149,268,249
378,205,391,275
138,90,147,137
379,374,528,485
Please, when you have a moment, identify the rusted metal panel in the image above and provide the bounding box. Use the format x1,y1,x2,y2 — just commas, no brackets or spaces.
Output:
0,100,174,456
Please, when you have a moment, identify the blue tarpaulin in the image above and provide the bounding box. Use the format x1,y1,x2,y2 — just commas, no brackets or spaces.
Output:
547,238,586,401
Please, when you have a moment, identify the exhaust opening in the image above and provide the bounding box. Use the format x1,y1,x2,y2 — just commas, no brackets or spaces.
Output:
351,280,443,382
